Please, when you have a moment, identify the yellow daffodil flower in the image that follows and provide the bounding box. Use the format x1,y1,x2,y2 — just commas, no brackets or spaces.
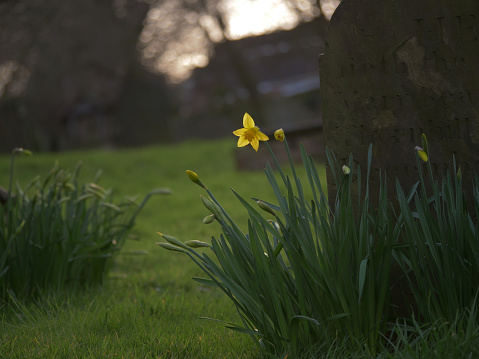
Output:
274,128,285,142
233,113,269,151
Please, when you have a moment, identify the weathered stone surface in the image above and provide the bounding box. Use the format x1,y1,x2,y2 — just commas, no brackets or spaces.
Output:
320,0,479,204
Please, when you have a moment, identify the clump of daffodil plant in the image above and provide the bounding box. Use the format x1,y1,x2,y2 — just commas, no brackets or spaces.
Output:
157,113,400,356
393,132,479,328
1,149,170,301
157,117,479,357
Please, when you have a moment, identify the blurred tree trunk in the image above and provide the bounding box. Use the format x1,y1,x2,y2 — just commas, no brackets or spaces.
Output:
0,0,173,152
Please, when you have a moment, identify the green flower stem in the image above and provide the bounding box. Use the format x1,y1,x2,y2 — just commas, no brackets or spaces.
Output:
264,141,287,184
283,138,299,183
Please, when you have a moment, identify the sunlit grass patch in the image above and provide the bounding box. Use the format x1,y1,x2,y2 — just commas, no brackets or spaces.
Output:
0,138,285,358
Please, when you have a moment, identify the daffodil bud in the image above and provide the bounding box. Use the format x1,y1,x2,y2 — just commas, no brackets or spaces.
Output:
12,147,32,156
200,195,216,214
267,219,280,232
156,242,188,253
202,214,215,224
415,146,428,162
185,240,211,248
342,165,350,175
274,128,285,142
186,170,207,189
257,200,276,217
457,165,462,181
421,133,429,157
63,183,76,191
200,195,226,221
157,232,189,249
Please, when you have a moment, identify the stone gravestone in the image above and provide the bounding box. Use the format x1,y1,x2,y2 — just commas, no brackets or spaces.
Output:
319,0,479,207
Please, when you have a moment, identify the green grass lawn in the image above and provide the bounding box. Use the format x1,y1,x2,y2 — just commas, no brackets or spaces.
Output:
2,139,479,358
0,138,322,358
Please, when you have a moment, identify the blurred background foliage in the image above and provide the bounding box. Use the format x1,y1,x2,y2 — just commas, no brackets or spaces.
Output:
0,0,340,153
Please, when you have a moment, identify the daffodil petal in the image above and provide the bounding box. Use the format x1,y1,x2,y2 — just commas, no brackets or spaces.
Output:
243,113,255,129
418,150,428,162
237,137,249,147
251,137,259,151
256,131,269,141
233,128,248,136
